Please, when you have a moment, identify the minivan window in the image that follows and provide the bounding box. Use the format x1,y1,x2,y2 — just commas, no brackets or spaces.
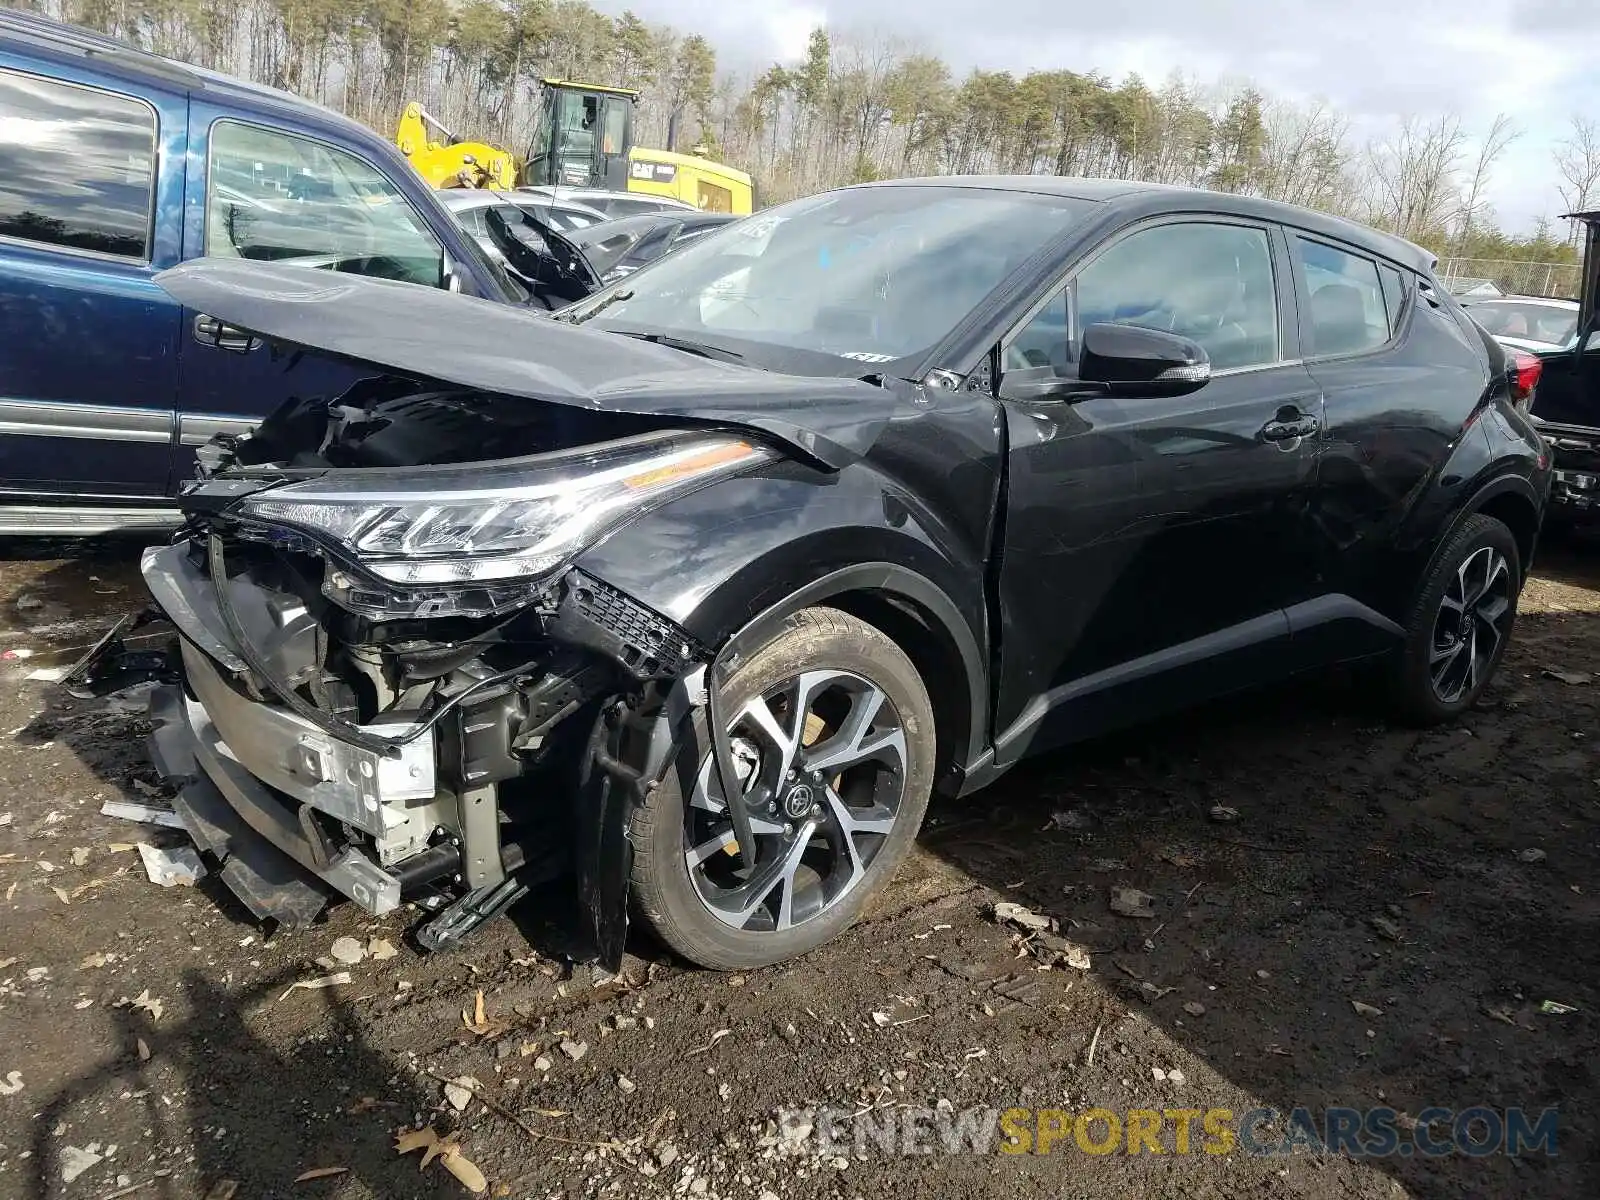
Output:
0,68,155,258
1298,238,1388,356
206,120,446,288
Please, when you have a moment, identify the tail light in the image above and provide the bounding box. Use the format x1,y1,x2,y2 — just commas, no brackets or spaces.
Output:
1509,350,1542,406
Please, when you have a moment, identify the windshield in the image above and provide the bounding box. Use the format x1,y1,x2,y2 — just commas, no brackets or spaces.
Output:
1464,300,1579,346
571,185,1095,368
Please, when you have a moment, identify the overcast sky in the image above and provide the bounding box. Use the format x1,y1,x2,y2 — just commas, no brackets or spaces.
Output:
589,0,1600,235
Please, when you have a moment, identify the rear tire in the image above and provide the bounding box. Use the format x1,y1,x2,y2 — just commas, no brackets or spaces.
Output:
630,607,935,971
1385,512,1520,725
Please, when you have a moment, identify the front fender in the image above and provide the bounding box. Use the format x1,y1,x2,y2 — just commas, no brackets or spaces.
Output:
572,463,992,768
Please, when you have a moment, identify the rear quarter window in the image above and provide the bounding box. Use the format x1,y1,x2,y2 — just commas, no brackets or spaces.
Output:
1379,264,1408,335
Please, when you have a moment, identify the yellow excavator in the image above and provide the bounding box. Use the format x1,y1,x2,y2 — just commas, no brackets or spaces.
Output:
395,80,753,214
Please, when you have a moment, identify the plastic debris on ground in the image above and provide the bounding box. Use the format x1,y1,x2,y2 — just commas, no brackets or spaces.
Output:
1109,886,1156,918
138,842,206,888
101,800,185,830
60,1143,104,1184
990,901,1052,931
278,973,352,1002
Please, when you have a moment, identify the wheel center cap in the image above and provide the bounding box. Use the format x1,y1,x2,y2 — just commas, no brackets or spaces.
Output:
782,783,815,819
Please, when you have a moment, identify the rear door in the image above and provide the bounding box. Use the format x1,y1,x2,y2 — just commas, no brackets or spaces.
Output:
0,61,186,506
1291,234,1488,640
993,216,1324,756
173,110,461,487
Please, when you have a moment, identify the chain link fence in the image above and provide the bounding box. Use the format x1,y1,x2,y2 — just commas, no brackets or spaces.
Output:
1435,258,1581,300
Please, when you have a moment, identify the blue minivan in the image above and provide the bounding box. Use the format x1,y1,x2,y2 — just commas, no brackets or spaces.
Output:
0,11,523,535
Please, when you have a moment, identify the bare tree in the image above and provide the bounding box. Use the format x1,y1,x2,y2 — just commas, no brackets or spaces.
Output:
1455,113,1519,252
1556,115,1600,244
1254,97,1355,211
1367,113,1466,241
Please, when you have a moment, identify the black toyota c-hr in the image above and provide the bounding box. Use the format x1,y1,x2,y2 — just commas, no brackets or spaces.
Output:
105,176,1549,972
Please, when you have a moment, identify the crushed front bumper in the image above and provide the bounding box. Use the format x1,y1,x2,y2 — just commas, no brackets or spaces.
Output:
127,538,706,964
140,542,447,924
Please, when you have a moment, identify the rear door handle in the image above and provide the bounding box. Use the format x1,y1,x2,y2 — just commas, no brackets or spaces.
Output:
1261,411,1320,441
193,313,261,354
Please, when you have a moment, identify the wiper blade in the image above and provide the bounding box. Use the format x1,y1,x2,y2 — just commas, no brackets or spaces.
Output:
608,329,745,363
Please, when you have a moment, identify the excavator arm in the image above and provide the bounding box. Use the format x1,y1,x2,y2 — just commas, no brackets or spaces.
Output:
395,101,518,190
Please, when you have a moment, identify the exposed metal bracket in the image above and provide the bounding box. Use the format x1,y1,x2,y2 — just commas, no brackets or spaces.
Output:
459,784,505,889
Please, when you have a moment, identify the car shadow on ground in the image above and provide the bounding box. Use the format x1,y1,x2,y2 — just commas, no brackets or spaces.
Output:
26,967,463,1199
919,604,1599,1198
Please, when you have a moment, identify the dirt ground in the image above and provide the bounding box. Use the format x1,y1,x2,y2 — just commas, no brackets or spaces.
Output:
1,532,1597,1200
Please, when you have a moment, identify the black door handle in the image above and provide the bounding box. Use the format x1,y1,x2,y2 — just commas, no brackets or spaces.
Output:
193,313,261,354
1261,413,1319,441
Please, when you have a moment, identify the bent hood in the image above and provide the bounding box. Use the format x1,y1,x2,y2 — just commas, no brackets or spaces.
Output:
155,260,903,469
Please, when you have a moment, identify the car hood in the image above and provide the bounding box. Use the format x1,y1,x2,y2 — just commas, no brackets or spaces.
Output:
154,260,904,469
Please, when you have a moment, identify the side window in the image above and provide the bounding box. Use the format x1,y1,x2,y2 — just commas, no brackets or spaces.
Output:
1004,222,1279,379
1298,238,1389,356
1378,264,1408,336
206,121,445,288
1005,288,1069,373
0,68,155,258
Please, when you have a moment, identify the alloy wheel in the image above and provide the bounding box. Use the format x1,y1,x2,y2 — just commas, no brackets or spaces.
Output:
1429,544,1512,704
684,669,907,933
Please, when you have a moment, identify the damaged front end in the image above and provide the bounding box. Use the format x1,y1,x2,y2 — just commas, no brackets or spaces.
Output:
125,381,774,968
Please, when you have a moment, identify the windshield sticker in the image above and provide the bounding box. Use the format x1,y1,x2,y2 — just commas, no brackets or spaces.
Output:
840,351,895,363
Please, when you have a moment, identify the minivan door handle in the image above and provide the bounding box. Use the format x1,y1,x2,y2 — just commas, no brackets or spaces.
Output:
193,313,261,354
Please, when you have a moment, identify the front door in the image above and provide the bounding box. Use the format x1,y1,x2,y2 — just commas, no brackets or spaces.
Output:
992,217,1322,760
0,63,186,506
173,110,458,488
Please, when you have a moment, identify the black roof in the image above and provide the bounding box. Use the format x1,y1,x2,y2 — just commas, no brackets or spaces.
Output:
865,175,1436,274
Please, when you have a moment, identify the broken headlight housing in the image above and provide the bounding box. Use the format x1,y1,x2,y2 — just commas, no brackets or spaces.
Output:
236,433,773,615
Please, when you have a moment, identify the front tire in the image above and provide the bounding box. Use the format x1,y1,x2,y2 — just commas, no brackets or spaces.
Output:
630,607,935,971
1386,512,1521,725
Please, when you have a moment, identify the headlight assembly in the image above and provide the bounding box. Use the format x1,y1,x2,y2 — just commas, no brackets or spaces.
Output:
236,433,772,608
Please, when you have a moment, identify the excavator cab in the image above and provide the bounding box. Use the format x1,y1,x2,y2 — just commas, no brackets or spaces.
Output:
524,80,637,191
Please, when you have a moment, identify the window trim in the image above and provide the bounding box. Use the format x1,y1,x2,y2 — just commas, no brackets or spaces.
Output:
203,116,445,278
1377,262,1412,337
1286,230,1411,363
997,213,1293,394
0,65,159,265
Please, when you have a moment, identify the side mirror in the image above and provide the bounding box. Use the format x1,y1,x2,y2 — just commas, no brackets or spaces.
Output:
442,251,463,293
1079,323,1210,396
